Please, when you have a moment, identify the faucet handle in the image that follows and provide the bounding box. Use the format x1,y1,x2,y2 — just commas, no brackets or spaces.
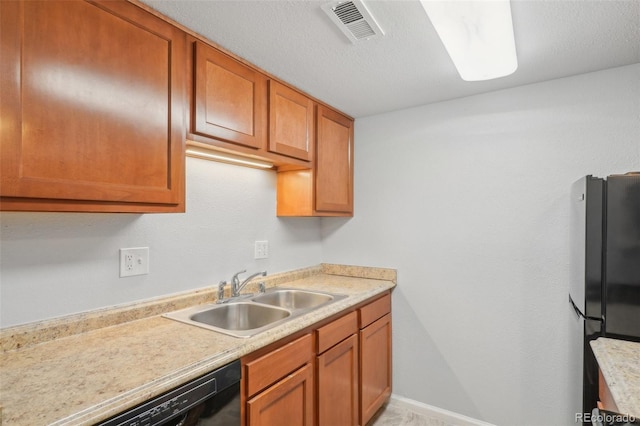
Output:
217,280,228,303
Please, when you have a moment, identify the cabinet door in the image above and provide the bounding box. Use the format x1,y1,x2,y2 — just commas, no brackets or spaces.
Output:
360,313,392,425
315,106,354,214
317,334,359,426
0,0,186,212
268,81,314,161
193,41,267,149
247,363,314,426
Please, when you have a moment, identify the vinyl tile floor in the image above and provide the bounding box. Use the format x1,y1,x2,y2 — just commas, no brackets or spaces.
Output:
369,402,456,426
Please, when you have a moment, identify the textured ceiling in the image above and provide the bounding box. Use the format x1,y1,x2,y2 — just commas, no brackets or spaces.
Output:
140,0,640,118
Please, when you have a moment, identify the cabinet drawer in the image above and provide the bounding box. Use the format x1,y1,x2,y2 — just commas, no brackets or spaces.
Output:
316,311,358,354
359,293,391,329
245,333,313,397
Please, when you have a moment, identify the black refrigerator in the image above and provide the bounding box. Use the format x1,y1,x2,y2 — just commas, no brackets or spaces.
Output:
569,172,640,420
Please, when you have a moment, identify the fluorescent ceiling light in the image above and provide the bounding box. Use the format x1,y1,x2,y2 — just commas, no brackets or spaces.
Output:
420,0,518,81
186,146,274,169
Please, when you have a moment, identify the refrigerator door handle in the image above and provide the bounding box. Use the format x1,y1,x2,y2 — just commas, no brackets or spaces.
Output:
569,295,603,322
570,295,585,319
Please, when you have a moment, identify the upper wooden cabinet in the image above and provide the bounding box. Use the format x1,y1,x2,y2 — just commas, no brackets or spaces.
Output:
268,81,314,162
277,105,354,217
315,105,354,214
0,0,186,213
192,41,267,150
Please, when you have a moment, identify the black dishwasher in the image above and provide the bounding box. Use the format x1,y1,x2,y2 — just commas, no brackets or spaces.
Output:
98,360,241,426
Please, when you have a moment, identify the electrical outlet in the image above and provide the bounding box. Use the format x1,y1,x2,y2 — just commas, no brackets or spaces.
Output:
254,241,269,259
120,247,149,277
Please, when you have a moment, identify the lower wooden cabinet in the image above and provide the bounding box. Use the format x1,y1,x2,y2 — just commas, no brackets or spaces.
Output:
359,294,392,425
242,292,392,426
247,363,314,426
316,312,359,426
243,334,314,425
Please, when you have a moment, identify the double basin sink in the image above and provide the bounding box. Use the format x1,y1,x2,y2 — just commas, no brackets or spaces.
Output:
163,288,347,338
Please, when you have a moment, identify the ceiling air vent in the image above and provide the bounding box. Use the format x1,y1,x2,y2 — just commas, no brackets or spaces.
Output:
322,0,384,43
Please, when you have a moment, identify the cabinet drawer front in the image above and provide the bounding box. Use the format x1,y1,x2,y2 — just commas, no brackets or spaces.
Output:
359,293,391,329
246,333,313,397
316,311,358,354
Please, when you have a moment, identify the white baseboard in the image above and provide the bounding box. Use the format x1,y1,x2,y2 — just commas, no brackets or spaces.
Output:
388,394,496,426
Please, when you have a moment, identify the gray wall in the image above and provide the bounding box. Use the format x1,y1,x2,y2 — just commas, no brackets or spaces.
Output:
0,159,323,326
1,64,638,425
321,64,640,425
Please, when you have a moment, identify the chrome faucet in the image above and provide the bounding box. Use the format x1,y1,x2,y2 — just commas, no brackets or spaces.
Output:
231,270,267,298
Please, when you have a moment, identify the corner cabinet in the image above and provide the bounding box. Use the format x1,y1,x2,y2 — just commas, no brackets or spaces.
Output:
0,0,186,213
276,106,354,217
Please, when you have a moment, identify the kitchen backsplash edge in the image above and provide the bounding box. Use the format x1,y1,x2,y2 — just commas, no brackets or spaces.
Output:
321,263,397,282
0,263,396,352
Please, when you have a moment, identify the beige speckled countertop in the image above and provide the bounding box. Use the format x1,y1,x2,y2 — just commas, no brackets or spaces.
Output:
0,264,396,426
590,337,640,419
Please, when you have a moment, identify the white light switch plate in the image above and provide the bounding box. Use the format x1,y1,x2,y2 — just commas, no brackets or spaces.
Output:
254,241,269,259
120,247,149,277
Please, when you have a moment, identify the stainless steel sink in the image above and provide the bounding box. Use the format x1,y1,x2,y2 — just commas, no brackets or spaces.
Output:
251,289,334,310
191,303,290,330
163,287,347,338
